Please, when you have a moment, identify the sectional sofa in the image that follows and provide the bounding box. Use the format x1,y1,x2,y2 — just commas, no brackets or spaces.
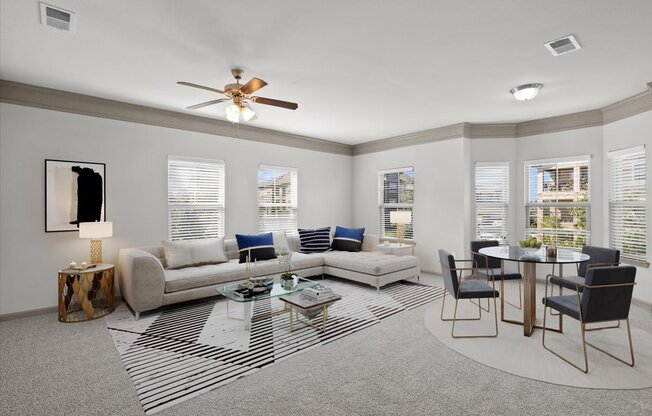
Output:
118,234,420,318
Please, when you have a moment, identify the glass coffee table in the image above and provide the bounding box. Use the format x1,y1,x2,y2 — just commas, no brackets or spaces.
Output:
217,277,319,330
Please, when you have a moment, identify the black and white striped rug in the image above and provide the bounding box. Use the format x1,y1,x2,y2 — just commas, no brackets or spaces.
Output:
106,279,443,414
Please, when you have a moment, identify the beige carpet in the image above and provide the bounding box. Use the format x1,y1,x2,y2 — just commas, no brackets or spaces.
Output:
423,286,652,389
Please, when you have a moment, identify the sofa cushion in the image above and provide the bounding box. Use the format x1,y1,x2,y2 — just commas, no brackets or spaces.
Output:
165,259,282,293
298,227,331,253
236,233,276,263
331,226,365,252
323,251,419,276
162,237,228,269
163,253,326,293
273,230,290,254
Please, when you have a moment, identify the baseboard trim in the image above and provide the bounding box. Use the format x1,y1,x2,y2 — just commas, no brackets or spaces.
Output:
0,296,123,322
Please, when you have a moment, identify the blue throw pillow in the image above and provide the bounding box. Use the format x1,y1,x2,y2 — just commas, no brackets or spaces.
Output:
331,226,365,252
235,233,276,263
298,227,331,253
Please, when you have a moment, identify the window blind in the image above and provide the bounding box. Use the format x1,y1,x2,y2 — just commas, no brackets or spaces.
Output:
378,167,414,239
475,163,509,240
168,156,225,240
258,165,298,233
609,146,647,263
525,157,590,249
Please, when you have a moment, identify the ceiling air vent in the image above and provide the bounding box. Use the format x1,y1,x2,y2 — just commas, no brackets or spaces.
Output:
39,2,76,32
544,34,581,56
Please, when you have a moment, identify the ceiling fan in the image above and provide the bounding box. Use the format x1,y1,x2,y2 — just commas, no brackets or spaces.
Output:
177,68,298,123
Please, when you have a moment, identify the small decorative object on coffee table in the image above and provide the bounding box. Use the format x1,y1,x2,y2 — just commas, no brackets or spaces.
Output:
58,263,114,322
278,249,296,290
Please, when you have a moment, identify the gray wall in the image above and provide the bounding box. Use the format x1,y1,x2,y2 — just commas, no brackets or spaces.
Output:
0,103,353,315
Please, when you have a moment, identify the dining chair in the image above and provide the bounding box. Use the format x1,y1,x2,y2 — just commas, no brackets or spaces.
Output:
541,265,636,373
470,240,523,314
547,246,620,329
438,249,499,338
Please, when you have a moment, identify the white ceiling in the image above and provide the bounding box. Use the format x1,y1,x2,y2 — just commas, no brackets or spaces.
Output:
1,0,651,145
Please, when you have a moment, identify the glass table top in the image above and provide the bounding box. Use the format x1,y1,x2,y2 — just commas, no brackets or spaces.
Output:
218,277,319,302
478,245,590,264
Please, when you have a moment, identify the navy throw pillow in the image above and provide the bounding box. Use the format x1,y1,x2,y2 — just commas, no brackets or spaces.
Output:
298,227,331,253
331,226,365,252
236,233,276,263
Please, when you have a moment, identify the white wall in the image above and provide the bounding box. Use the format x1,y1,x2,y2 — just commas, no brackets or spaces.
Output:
0,103,353,315
352,138,469,273
603,111,652,303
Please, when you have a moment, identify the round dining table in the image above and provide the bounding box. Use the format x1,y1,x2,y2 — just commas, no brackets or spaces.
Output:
478,245,590,337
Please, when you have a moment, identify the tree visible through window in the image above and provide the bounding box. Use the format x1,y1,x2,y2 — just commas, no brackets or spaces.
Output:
525,158,590,248
379,167,414,239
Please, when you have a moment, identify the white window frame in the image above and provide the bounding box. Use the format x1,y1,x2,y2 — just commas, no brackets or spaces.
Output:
257,164,298,233
608,145,647,264
378,167,415,240
167,156,225,240
475,162,509,240
524,155,591,249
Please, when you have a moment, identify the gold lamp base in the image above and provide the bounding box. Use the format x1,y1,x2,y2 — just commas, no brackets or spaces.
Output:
397,224,405,246
90,239,103,264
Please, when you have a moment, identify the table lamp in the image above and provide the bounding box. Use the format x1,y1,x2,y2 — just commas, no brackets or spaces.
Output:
390,211,411,246
79,221,113,264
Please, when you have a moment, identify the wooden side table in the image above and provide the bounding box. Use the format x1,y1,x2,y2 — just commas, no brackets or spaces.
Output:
378,243,415,256
279,292,341,332
58,264,115,322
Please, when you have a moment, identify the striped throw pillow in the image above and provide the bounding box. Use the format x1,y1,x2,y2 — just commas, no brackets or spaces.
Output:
298,227,331,253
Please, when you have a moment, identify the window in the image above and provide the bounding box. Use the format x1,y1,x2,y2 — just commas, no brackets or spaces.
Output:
475,162,509,240
258,165,298,232
167,156,225,240
609,145,647,263
525,156,590,248
379,167,414,239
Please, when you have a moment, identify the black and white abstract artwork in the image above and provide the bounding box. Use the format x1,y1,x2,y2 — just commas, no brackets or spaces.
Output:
45,159,106,232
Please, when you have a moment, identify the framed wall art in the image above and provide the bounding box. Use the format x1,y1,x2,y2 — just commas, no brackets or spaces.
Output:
45,159,106,232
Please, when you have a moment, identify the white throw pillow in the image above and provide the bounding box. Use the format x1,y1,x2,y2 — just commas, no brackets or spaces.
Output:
162,236,228,269
273,230,290,254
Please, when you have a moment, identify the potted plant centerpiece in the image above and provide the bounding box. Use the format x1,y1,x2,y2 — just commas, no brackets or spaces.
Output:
277,249,295,290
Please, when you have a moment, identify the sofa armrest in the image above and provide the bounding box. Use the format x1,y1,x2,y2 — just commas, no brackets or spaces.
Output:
118,248,166,314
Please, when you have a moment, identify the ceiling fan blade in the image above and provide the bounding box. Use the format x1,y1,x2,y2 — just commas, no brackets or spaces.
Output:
240,77,268,94
252,96,298,110
187,98,230,110
177,81,225,94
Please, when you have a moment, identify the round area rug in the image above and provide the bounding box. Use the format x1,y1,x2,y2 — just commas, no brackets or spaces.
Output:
423,295,652,389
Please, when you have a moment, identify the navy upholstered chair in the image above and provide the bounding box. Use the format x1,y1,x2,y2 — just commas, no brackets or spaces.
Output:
470,240,523,312
438,249,499,338
541,265,636,373
549,246,620,293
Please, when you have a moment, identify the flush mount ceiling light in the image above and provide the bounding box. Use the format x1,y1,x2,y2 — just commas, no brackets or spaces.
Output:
510,83,543,101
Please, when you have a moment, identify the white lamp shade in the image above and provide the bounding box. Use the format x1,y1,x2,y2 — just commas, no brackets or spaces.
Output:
390,211,411,225
79,222,113,239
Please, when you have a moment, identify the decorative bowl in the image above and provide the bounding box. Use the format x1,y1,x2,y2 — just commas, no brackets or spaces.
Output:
248,276,274,287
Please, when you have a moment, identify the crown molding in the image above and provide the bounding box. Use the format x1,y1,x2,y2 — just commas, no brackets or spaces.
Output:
602,82,652,125
351,123,465,156
1,79,650,157
515,109,604,138
0,80,353,156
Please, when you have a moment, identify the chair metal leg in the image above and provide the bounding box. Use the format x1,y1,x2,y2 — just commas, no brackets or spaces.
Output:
542,303,589,373
585,319,635,367
450,295,498,339
440,291,481,321
585,320,621,331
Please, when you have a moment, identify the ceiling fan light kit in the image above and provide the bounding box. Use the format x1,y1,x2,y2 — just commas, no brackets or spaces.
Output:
510,83,543,101
178,68,298,123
